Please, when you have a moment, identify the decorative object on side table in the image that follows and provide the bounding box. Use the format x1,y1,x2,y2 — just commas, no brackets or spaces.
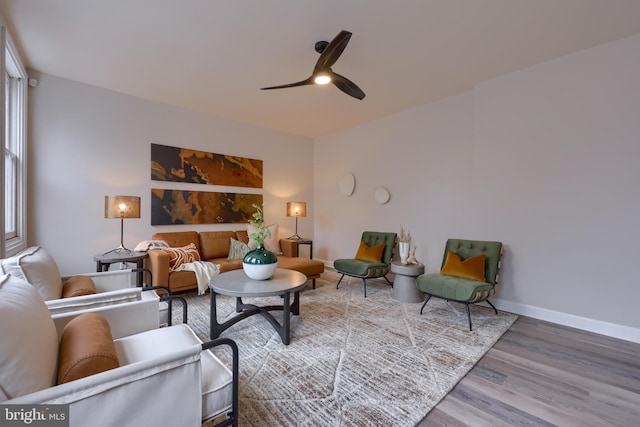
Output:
398,225,411,264
103,195,141,255
406,245,419,265
243,204,278,280
286,202,306,240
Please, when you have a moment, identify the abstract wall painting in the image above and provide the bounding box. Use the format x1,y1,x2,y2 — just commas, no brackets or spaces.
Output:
151,143,263,188
151,188,262,225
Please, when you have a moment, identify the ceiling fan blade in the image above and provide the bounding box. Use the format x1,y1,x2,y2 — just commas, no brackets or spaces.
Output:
261,77,313,90
330,72,366,100
314,30,352,72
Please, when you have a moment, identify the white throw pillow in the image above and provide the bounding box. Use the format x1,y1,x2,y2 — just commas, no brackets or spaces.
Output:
0,274,59,401
1,246,63,301
247,223,282,254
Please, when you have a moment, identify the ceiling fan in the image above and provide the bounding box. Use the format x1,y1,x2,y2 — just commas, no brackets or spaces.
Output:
261,30,366,100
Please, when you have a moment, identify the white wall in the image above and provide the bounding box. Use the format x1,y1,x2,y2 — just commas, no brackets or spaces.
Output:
314,34,640,342
25,33,640,342
28,73,314,274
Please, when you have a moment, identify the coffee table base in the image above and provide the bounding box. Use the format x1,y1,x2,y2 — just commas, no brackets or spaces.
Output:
210,291,300,345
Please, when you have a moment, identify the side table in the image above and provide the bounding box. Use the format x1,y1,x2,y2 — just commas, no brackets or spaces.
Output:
390,261,425,303
283,238,313,259
93,251,149,287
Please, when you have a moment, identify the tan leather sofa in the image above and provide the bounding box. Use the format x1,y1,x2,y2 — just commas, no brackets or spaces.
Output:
148,230,325,293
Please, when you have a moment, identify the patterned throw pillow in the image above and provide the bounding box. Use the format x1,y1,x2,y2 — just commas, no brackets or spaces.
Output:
228,238,250,260
162,243,201,271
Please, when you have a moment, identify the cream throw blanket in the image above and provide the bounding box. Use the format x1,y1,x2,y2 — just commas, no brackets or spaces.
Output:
174,261,220,295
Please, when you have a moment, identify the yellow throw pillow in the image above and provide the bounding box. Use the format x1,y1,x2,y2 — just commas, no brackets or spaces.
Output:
354,241,385,263
440,251,486,282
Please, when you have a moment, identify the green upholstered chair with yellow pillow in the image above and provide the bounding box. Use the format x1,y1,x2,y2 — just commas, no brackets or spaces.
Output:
334,231,397,297
416,238,503,331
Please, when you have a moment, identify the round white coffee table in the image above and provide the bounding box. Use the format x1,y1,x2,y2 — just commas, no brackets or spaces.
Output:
391,262,425,303
208,268,307,345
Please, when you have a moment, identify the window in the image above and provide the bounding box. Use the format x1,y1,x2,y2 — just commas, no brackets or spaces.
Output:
3,27,27,256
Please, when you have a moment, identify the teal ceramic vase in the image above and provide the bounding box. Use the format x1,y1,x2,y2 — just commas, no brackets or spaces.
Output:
243,244,278,280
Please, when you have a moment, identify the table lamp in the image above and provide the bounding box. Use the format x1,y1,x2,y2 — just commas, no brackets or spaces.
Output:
103,195,141,255
286,202,306,240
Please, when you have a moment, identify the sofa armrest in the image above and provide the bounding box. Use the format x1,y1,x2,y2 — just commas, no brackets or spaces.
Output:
147,249,171,287
7,344,203,427
279,239,298,257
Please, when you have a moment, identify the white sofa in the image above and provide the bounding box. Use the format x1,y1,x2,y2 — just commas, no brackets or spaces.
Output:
0,273,238,427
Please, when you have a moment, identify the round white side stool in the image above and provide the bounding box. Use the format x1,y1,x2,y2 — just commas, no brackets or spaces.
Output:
390,261,425,303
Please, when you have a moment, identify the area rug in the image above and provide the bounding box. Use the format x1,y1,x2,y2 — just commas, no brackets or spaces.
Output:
178,269,517,427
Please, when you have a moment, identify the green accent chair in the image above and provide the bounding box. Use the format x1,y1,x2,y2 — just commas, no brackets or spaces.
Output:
416,238,503,331
334,231,397,297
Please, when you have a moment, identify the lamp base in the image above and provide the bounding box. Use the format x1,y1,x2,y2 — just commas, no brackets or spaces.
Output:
287,234,305,240
102,245,133,256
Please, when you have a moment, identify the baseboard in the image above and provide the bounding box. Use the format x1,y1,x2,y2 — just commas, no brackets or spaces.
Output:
494,299,640,344
317,259,640,343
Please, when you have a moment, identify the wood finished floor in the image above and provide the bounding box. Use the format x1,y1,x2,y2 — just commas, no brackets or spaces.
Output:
417,316,640,427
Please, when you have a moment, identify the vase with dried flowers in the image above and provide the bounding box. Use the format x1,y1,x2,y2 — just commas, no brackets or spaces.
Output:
398,225,412,265
243,204,278,280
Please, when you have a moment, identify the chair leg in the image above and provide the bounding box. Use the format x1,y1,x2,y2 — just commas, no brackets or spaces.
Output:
312,278,316,289
363,278,367,297
383,275,393,286
486,299,498,315
420,295,432,314
336,274,345,289
465,303,473,331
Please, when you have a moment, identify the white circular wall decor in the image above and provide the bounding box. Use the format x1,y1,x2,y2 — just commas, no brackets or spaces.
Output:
374,186,390,204
338,173,356,196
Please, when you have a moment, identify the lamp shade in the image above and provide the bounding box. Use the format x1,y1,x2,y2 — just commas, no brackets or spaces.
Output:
286,202,306,217
104,196,141,219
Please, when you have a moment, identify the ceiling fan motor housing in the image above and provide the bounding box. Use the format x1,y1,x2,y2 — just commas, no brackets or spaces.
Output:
315,40,329,54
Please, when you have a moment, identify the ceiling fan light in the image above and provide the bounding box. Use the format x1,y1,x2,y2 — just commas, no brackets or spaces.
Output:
314,74,331,85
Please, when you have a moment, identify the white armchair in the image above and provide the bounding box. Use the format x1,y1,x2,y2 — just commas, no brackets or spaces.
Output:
0,273,238,427
0,246,185,327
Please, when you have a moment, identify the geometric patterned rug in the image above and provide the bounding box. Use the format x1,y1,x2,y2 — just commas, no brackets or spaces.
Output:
180,269,517,427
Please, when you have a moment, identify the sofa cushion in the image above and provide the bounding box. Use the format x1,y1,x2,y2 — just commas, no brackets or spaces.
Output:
57,313,120,384
354,241,385,263
199,231,237,260
0,246,63,301
162,243,201,271
62,275,97,298
277,256,324,278
0,274,58,401
440,250,486,282
228,238,250,260
235,230,249,244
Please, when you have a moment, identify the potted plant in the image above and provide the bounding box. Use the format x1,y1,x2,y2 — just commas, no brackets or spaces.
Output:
243,204,278,280
398,225,411,265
